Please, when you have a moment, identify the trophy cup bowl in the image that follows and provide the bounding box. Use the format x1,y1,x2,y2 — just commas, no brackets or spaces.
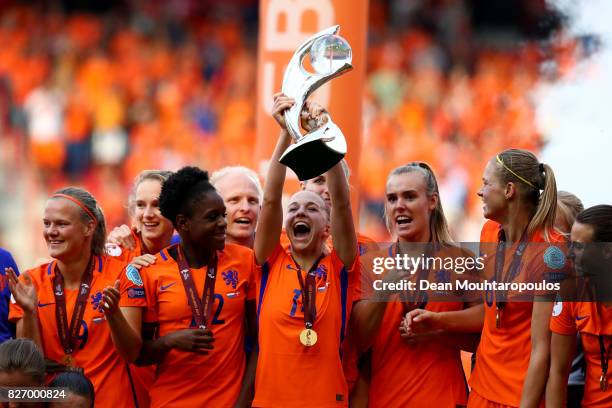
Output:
280,25,353,181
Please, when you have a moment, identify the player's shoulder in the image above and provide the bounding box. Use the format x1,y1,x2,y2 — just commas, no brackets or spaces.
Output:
531,228,566,244
552,300,578,319
146,246,179,270
222,243,255,259
23,262,53,283
101,254,129,271
480,220,501,242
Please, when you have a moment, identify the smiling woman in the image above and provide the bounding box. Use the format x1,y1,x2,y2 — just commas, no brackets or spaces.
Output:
252,93,358,407
106,170,175,262
118,166,259,407
7,187,142,407
350,162,482,408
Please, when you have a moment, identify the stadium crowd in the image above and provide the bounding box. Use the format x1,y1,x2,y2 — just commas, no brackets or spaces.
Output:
0,0,576,252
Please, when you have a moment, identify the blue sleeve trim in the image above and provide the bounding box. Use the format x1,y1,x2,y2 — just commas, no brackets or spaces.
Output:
257,262,270,325
339,266,349,357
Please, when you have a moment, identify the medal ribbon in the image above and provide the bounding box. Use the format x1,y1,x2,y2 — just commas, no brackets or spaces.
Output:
53,257,95,355
175,245,218,329
395,241,435,313
599,335,612,391
494,228,529,327
293,253,326,330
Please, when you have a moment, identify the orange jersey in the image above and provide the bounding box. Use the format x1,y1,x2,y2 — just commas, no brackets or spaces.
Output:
356,244,476,407
279,230,378,393
9,256,139,408
469,220,569,406
550,302,612,408
254,244,359,407
280,229,377,391
128,243,255,408
107,230,154,408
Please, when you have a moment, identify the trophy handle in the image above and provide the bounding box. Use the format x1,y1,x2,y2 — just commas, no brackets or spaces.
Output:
281,25,353,143
279,113,348,181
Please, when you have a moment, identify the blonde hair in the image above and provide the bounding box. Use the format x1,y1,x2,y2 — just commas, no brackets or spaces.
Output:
557,191,583,233
52,187,106,256
128,170,173,217
384,162,453,244
494,149,557,241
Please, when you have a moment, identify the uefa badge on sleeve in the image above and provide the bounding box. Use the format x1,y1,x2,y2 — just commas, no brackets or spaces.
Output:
126,265,143,286
543,246,566,270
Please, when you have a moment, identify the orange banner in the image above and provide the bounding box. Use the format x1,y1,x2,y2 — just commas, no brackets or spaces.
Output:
255,0,369,205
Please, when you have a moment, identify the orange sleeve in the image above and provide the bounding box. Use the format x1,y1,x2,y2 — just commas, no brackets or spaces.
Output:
119,264,147,308
550,302,576,335
8,270,36,322
354,250,379,301
8,297,24,322
529,242,570,297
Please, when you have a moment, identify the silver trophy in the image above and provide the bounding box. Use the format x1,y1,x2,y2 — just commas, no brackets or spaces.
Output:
280,25,353,181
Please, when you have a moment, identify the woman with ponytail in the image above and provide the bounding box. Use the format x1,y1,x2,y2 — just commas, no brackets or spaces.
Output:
7,187,142,407
351,162,482,407
468,149,569,408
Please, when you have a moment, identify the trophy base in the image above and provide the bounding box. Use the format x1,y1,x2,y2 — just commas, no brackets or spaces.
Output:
280,138,345,181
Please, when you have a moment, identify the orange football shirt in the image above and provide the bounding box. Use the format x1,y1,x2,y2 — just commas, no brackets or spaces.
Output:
130,243,255,408
107,231,153,408
356,244,476,407
279,230,377,394
253,244,359,407
9,256,139,407
469,220,568,407
551,301,612,408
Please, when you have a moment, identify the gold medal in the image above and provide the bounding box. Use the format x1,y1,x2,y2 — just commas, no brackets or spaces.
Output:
62,354,73,367
299,328,318,347
601,374,608,392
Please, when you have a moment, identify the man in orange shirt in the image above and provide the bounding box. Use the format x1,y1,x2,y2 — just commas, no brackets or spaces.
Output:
211,166,262,250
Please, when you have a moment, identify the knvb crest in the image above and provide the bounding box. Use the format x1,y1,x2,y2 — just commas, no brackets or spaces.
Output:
90,291,103,312
314,264,327,281
222,270,239,289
